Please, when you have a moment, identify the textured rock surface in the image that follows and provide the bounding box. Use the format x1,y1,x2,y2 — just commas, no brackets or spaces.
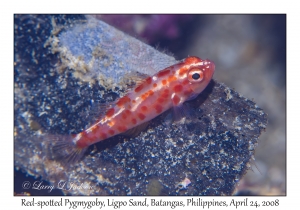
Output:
14,15,267,195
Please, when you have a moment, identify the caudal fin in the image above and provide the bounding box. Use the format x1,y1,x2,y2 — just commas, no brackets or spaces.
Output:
45,135,87,164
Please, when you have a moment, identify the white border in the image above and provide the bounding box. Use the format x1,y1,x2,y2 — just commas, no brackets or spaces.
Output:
3,0,296,209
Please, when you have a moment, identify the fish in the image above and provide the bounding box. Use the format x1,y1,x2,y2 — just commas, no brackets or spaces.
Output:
49,56,215,163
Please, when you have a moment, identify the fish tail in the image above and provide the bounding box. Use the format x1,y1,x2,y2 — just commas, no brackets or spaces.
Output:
45,134,87,164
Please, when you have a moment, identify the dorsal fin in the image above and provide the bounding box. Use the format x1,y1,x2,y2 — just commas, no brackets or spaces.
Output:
123,71,149,84
84,100,114,128
96,101,114,118
121,71,150,94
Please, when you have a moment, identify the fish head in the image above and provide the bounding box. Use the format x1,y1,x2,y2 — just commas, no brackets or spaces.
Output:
186,57,215,95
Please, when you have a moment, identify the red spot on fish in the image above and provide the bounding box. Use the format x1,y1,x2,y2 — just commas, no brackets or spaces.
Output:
148,90,154,96
141,93,148,100
132,99,136,103
122,112,127,120
131,118,137,125
108,129,115,135
179,67,188,76
108,121,114,127
146,77,152,84
182,80,189,85
117,96,131,107
168,75,177,82
141,106,148,112
173,84,183,93
157,69,170,78
153,83,157,88
162,80,167,85
100,132,107,139
184,89,193,95
138,113,146,120
106,108,115,118
141,90,155,100
157,97,165,103
172,94,180,105
118,126,127,132
125,110,131,115
155,104,163,114
135,84,144,92
162,89,169,98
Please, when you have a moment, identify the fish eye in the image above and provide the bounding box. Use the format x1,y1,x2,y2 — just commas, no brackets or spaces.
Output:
188,68,204,82
192,73,200,80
